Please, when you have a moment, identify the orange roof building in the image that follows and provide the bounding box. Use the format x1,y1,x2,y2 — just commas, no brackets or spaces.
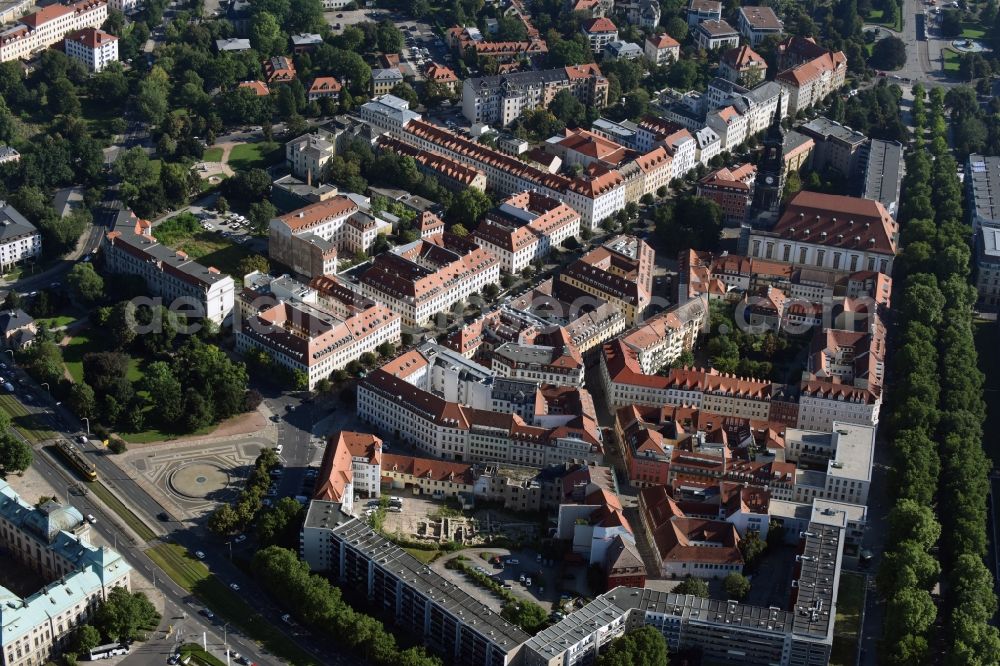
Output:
238,80,270,96
747,191,898,275
314,432,384,508
307,76,341,102
359,233,500,326
1,0,107,63
775,37,847,113
263,55,296,84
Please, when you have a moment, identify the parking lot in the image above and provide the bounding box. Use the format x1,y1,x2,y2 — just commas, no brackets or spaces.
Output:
324,9,452,82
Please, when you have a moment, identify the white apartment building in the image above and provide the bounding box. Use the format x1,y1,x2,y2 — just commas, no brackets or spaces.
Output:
360,235,500,326
234,273,400,389
285,132,336,182
64,27,117,72
796,380,880,431
461,65,609,127
783,422,874,507
0,482,132,666
737,5,783,46
108,0,138,12
491,342,585,388
313,431,383,508
0,0,107,62
358,94,421,138
0,202,41,272
103,219,235,325
473,191,581,273
693,19,740,51
580,17,618,52
357,344,603,466
694,126,721,166
776,48,848,114
706,105,749,152
644,33,680,65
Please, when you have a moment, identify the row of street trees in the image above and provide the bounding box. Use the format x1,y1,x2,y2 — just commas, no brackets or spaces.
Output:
253,546,442,666
879,84,1000,663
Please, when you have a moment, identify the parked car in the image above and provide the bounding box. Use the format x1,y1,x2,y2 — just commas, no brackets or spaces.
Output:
195,551,206,559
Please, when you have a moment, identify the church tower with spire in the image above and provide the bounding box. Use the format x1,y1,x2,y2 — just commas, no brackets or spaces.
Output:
749,98,786,226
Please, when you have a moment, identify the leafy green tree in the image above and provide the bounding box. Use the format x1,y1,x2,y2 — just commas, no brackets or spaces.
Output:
723,572,751,600
67,263,105,304
871,35,906,70
136,66,171,125
249,200,277,235
548,89,586,127
142,361,184,425
597,626,668,666
0,433,32,476
500,601,548,632
257,497,305,548
376,20,403,53
68,382,97,420
73,625,101,656
739,531,767,569
236,254,270,277
208,503,240,536
447,189,492,228
92,588,159,644
389,82,420,108
250,11,286,57
673,577,709,597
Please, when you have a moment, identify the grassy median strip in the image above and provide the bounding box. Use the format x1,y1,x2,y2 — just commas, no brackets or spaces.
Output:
89,481,158,542
179,643,227,666
830,571,865,666
0,394,57,443
148,543,318,666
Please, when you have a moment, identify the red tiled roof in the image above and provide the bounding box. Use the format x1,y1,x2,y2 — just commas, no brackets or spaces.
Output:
772,191,897,255
238,80,270,96
308,76,341,95
647,33,680,50
65,27,117,49
582,17,618,33
278,196,359,232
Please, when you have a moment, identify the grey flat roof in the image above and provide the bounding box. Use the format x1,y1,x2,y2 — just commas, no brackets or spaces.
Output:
111,227,232,287
968,154,1000,224
861,139,903,210
799,117,866,147
978,226,1000,261
322,514,530,650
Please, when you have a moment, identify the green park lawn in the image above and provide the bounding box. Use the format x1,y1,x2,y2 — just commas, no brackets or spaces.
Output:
63,330,144,385
227,141,280,171
174,235,257,278
943,47,961,72
962,22,986,39
830,572,865,666
154,214,258,278
35,315,76,329
203,147,224,162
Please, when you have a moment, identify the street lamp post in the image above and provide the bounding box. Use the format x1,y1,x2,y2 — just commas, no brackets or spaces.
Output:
81,417,90,434
3,349,12,360
41,382,49,392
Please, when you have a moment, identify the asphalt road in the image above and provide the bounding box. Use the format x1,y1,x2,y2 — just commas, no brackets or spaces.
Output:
4,357,347,665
